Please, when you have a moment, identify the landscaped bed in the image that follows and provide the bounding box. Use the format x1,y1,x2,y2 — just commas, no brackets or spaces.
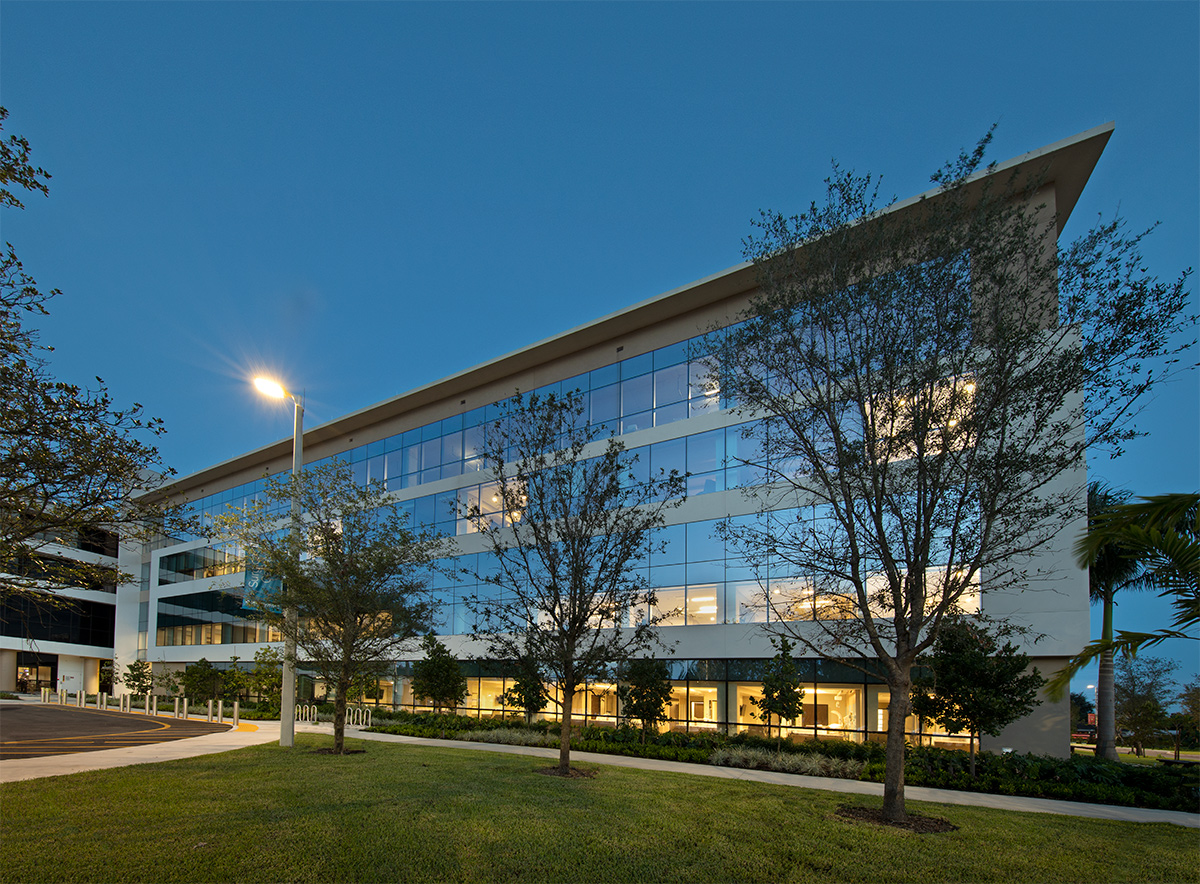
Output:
365,711,1200,813
1,734,1195,884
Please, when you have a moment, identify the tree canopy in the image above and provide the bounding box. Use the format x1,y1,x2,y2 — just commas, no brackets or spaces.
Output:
911,617,1045,775
1,106,177,605
216,461,450,753
714,130,1192,821
465,389,686,774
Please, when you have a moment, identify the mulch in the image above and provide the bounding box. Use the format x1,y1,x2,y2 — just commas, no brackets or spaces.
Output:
536,765,596,778
835,804,958,834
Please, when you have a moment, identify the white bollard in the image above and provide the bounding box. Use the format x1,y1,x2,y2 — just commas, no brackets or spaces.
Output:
233,700,240,728
182,697,188,719
174,697,181,718
151,696,158,716
206,699,213,722
144,692,150,714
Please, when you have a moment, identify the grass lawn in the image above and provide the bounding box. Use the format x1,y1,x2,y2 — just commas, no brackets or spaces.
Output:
1,735,1196,884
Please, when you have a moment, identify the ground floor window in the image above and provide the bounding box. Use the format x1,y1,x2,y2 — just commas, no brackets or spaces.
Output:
355,657,970,747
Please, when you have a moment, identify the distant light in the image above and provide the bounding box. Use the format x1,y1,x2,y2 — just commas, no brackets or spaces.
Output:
254,377,287,399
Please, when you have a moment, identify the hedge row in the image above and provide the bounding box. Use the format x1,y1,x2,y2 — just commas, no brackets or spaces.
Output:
363,714,1196,812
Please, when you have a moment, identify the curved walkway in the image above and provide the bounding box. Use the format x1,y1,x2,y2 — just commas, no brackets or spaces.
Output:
2,704,1195,829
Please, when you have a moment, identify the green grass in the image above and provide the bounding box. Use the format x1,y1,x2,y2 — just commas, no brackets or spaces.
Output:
1,735,1196,884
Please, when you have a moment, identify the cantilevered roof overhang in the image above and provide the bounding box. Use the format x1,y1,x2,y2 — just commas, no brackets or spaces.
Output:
157,122,1114,502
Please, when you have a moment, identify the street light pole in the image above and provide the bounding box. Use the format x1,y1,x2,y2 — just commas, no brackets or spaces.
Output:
255,376,302,748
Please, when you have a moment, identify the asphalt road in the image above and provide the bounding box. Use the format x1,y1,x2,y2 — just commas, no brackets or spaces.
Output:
0,703,230,760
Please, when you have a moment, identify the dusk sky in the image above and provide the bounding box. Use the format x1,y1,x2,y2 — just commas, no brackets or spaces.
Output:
2,2,1196,689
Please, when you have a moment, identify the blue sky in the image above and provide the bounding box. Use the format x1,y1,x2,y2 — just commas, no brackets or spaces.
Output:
2,2,1197,689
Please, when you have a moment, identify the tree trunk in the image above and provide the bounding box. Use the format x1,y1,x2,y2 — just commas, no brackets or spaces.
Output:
882,676,912,823
334,677,348,755
558,687,574,774
1096,594,1119,761
969,732,976,778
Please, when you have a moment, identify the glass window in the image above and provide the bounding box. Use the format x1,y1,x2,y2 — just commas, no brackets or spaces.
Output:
621,374,653,416
686,520,722,561
589,363,619,389
685,585,721,625
650,523,685,564
687,471,724,497
654,587,685,626
621,410,653,434
728,581,766,623
590,383,620,423
621,352,653,380
442,431,463,465
650,437,686,476
421,438,442,469
654,401,688,427
653,363,688,407
686,560,723,585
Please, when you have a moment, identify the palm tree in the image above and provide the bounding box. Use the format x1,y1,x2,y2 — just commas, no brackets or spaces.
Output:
1078,492,1199,655
1080,483,1157,760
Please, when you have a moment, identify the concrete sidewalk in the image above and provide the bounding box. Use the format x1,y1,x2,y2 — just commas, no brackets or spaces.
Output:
3,712,1196,829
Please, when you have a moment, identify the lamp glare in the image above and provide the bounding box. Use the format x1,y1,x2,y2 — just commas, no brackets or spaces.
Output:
254,377,287,399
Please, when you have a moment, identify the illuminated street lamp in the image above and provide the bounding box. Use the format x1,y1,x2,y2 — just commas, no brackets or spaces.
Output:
254,375,303,748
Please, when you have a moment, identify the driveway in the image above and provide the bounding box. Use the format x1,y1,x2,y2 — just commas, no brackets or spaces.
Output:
0,703,230,760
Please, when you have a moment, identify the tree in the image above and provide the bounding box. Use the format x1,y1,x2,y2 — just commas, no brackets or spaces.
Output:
911,618,1045,776
250,647,283,708
1177,677,1200,750
1053,491,1198,758
122,660,153,695
216,460,449,754
221,656,249,703
1076,493,1198,654
1059,484,1157,760
154,664,181,699
748,633,806,753
1,107,176,608
410,634,468,714
617,658,674,744
181,658,222,701
714,131,1192,821
465,390,686,774
750,637,805,752
500,657,549,725
1114,653,1177,756
1069,691,1095,734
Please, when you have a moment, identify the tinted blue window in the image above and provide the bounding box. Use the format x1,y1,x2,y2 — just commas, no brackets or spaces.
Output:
621,410,653,434
687,429,725,473
649,564,686,588
621,352,653,380
688,471,724,496
621,374,653,415
654,339,689,369
650,437,686,475
413,495,436,530
590,383,619,423
687,520,723,560
589,363,620,388
384,433,404,453
651,523,686,564
686,560,725,585
654,401,688,427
